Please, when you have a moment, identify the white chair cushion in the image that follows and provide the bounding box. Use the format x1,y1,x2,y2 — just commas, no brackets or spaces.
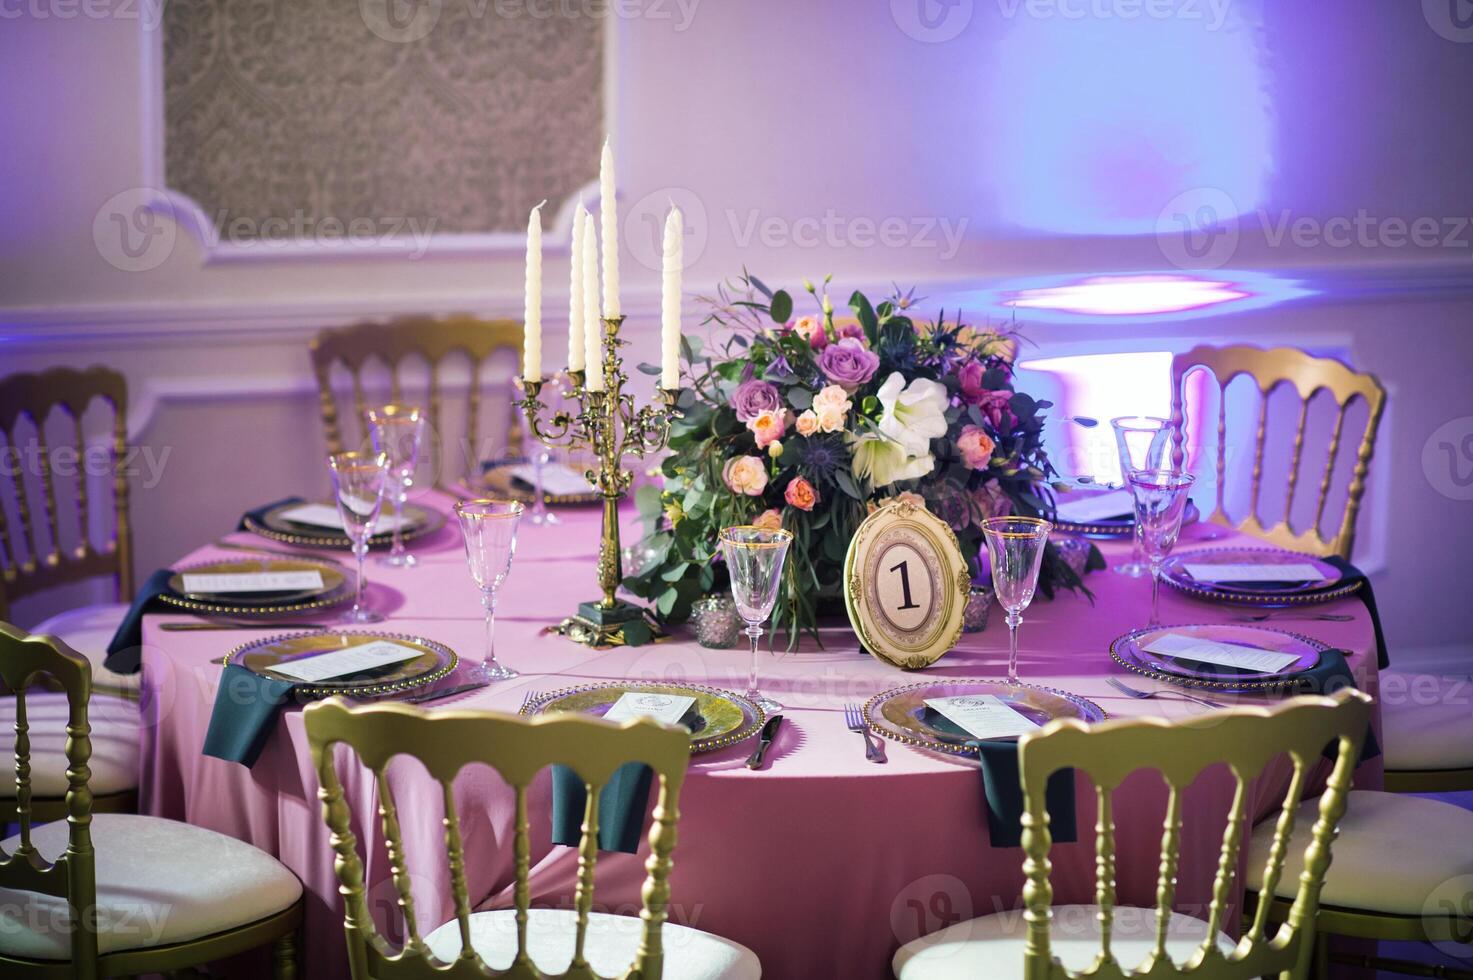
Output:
0,690,139,799
424,908,760,979
32,603,139,696
0,813,302,960
893,904,1234,979
1247,790,1473,915
1380,674,1473,771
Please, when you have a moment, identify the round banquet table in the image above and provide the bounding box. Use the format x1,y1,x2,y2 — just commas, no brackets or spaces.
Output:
136,491,1383,980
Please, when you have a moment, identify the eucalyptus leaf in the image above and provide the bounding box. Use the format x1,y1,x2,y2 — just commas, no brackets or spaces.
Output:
769,289,793,323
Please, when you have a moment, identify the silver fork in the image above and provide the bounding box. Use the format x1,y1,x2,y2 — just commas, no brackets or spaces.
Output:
518,690,538,714
1107,676,1226,710
843,704,886,764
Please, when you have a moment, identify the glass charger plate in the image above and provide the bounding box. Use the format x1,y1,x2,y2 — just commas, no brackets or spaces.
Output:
863,680,1106,757
521,682,765,754
226,630,458,699
477,458,602,507
245,500,445,550
160,558,349,616
1111,623,1329,692
1161,546,1361,606
1051,486,1200,538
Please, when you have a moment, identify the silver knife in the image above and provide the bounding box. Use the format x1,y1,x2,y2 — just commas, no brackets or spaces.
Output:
745,715,784,769
404,682,489,704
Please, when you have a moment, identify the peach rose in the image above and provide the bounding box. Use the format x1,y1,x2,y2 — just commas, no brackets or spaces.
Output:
748,409,787,449
753,508,783,530
723,455,768,496
894,490,927,509
957,425,996,470
795,410,820,437
784,476,819,511
811,384,852,433
792,315,826,347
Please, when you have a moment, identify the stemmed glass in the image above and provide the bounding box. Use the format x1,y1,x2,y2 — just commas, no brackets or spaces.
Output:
980,517,1053,685
719,526,792,715
1110,416,1172,577
528,445,559,527
454,499,524,681
365,404,426,567
1127,469,1196,627
327,450,390,624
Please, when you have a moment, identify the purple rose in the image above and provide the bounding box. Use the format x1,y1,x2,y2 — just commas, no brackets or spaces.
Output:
976,389,1014,430
732,379,783,422
817,337,880,392
957,359,987,406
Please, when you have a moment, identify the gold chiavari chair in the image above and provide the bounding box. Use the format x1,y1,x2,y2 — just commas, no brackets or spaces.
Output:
1167,344,1385,561
304,697,761,980
893,690,1371,980
0,367,139,701
309,315,527,488
0,623,304,979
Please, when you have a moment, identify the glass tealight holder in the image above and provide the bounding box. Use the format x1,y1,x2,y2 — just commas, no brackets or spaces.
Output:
963,585,994,633
1056,536,1092,579
691,594,741,649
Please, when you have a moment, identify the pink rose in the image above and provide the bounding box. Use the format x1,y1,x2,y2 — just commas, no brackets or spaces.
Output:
753,508,783,530
723,455,768,496
784,476,819,511
748,409,787,449
795,410,820,437
956,425,996,470
976,390,1014,430
957,359,987,406
792,315,827,348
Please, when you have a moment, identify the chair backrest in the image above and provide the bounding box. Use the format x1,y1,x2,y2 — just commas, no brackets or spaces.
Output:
0,622,100,977
0,367,133,621
1168,345,1385,559
303,697,692,980
1017,689,1372,980
308,316,526,488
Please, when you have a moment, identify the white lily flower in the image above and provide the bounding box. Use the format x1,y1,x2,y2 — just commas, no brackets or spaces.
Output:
876,371,950,457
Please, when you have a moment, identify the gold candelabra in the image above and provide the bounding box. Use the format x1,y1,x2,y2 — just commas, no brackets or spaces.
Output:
516,316,680,647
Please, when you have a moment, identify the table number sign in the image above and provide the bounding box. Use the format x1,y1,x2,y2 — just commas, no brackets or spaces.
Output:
843,498,969,670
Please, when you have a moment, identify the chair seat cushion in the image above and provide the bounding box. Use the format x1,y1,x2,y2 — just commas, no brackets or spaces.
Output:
32,603,139,696
1247,790,1473,915
0,690,139,799
0,813,302,960
424,908,760,979
893,904,1234,979
1380,674,1473,771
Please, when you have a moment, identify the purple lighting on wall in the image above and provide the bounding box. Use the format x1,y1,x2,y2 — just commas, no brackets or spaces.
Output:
1004,273,1249,316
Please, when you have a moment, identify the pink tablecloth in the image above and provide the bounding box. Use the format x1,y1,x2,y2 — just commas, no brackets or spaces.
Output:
137,493,1382,979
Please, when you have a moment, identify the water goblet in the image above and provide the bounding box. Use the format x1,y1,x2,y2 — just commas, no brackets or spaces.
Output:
719,526,792,715
327,450,389,624
528,444,560,527
1127,468,1196,627
1110,416,1172,577
365,404,426,567
980,517,1053,685
454,499,524,681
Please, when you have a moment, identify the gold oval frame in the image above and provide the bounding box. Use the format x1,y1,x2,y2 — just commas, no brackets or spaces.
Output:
843,499,970,670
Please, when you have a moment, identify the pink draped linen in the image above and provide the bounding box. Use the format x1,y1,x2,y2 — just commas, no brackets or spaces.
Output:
137,492,1382,979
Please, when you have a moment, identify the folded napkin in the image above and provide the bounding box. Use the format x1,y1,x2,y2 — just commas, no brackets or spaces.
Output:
920,708,1078,849
237,495,305,531
202,664,296,767
1324,557,1388,668
103,568,175,673
550,762,655,854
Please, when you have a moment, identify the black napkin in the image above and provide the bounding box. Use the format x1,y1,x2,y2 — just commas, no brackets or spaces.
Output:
202,664,296,767
920,708,1077,849
550,762,655,854
237,495,305,531
1324,557,1388,668
102,568,175,673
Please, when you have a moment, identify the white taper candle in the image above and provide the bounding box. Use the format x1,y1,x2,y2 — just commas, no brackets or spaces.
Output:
599,138,620,319
567,202,586,372
523,201,545,383
582,210,604,392
660,206,682,390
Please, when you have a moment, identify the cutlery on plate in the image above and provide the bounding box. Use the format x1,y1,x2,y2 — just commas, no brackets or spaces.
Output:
1231,612,1353,622
517,690,539,713
843,703,886,764
745,715,784,770
160,622,329,632
1107,676,1226,710
403,681,489,704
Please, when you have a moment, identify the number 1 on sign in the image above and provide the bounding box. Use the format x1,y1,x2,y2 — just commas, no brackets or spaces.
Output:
890,560,921,610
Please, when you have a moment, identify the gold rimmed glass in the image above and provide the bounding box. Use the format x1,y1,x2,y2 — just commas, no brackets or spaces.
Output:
327,450,390,624
454,498,524,682
1127,468,1196,627
365,404,426,568
719,525,792,715
980,516,1053,685
1110,415,1172,577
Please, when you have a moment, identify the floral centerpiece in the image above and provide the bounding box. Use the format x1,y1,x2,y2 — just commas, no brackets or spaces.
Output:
625,274,1100,644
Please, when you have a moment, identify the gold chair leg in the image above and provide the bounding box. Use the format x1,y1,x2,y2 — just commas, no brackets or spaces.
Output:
273,930,299,980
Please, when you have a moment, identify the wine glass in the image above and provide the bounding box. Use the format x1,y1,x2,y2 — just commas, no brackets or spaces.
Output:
365,404,426,567
980,517,1053,685
1110,416,1172,577
528,445,560,527
719,526,792,714
327,450,389,624
1127,469,1196,627
454,499,524,681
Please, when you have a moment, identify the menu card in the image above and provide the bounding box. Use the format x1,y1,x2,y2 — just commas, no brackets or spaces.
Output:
181,571,325,594
603,692,697,726
1054,489,1135,524
279,503,412,532
266,640,422,683
508,463,595,496
1182,561,1326,584
924,695,1041,739
1143,633,1302,673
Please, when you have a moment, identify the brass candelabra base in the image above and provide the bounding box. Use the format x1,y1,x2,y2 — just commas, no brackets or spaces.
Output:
547,599,669,648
